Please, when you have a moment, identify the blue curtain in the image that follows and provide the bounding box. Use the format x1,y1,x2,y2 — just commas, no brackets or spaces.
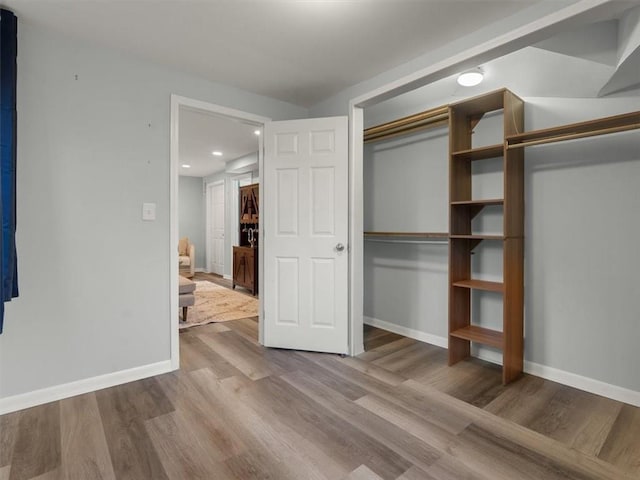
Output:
0,8,19,333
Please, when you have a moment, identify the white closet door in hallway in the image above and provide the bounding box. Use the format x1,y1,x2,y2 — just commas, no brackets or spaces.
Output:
206,181,225,275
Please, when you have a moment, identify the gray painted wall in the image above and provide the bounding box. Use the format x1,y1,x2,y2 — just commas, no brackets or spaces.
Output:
0,22,306,400
364,95,640,392
178,176,205,270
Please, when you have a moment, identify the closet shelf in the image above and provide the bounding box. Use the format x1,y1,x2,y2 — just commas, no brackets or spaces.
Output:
506,110,640,149
452,279,504,292
449,234,504,240
451,144,504,161
451,199,503,206
450,325,503,349
449,88,508,116
364,231,448,238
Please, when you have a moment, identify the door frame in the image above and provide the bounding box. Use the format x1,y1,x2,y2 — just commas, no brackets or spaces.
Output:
205,179,225,275
170,95,269,369
346,0,613,356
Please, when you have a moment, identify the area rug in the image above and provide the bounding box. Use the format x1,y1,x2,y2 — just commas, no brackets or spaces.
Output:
180,281,258,329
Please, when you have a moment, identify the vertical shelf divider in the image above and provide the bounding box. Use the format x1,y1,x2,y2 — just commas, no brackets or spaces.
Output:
448,88,525,385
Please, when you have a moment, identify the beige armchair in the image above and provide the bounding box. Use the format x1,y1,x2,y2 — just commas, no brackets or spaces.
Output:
178,237,195,278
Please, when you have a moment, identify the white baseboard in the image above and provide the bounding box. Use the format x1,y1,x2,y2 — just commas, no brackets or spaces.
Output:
0,360,175,415
195,268,206,273
364,316,640,407
364,316,447,349
223,274,232,280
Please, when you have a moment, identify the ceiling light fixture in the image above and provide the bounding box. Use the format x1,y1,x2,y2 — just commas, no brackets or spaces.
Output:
212,151,223,156
457,68,484,87
254,130,261,136
181,164,191,168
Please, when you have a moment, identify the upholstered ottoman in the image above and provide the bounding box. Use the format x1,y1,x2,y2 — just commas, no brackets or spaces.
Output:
179,275,196,322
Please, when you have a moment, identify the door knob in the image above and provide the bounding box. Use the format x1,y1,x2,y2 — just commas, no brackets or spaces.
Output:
335,243,345,252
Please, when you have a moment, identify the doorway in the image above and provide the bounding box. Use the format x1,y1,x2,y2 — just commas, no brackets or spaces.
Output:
170,95,269,368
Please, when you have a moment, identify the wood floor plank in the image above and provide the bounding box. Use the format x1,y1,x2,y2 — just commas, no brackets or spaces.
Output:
236,374,413,480
154,371,246,462
423,454,494,480
0,466,10,480
59,394,115,480
9,403,60,480
598,404,640,476
198,330,284,380
95,378,173,480
372,340,443,374
355,395,460,453
452,423,593,480
395,466,439,480
266,350,370,401
338,356,407,386
223,317,260,344
180,334,247,378
305,354,471,435
402,379,635,480
145,411,239,480
282,371,441,473
484,374,561,423
343,464,384,480
191,370,339,480
366,331,405,350
522,385,623,457
419,358,506,408
0,411,20,468
358,337,417,362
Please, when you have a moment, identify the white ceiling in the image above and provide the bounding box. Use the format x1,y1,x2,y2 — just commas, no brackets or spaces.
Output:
179,107,259,177
5,0,545,108
365,8,640,127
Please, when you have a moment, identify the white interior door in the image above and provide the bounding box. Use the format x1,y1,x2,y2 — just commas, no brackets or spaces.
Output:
263,116,349,354
207,181,225,275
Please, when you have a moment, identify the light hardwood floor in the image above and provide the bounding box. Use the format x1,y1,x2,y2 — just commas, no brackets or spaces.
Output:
1,317,638,479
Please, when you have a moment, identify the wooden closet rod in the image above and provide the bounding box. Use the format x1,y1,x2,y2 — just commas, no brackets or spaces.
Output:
364,105,449,143
506,111,640,149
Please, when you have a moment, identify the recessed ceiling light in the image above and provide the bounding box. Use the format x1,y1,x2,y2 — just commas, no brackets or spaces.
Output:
212,151,223,156
254,130,261,136
457,68,484,87
181,164,191,168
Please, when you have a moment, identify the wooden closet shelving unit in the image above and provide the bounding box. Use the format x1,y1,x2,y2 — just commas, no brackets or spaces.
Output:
365,87,639,386
448,88,525,385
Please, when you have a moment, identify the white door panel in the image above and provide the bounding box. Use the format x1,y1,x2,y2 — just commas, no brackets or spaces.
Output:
264,116,348,354
207,182,225,275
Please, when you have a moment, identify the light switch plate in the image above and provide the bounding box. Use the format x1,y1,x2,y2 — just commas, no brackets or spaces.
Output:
142,202,156,221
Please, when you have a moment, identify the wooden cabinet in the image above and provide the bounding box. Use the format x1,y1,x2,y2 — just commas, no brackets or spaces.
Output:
233,183,259,295
448,88,525,385
232,246,258,295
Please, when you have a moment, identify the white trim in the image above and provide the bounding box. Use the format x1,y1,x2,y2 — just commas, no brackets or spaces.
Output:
523,360,640,408
364,316,448,349
0,361,173,415
223,274,232,280
170,95,270,370
349,109,365,356
195,268,206,273
365,316,640,407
